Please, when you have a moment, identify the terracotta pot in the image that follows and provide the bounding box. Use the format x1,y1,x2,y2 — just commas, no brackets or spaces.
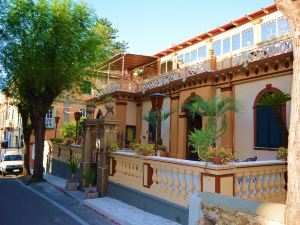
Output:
104,102,115,117
86,105,96,119
210,157,222,164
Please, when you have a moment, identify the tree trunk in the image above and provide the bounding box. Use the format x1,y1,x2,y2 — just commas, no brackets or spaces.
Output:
273,106,289,148
31,110,46,181
17,105,32,176
275,1,300,224
23,125,32,176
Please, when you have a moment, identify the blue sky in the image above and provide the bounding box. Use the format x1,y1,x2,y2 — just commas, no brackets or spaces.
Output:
85,0,274,55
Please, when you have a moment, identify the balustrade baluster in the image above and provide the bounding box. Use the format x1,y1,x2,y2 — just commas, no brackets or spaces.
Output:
248,172,256,199
241,173,249,198
151,165,158,190
261,171,268,199
264,172,271,200
197,172,201,193
174,168,180,197
181,169,187,199
269,171,275,194
234,173,241,197
157,165,162,192
163,166,168,193
280,169,287,194
256,171,263,200
275,169,281,193
169,167,174,195
189,171,195,194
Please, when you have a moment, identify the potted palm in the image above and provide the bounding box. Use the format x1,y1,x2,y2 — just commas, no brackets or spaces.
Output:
65,157,80,191
83,169,98,199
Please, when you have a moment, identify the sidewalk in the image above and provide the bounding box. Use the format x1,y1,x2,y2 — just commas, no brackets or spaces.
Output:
44,173,180,225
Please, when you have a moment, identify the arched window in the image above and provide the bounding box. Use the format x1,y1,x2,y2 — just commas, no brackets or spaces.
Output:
253,85,286,149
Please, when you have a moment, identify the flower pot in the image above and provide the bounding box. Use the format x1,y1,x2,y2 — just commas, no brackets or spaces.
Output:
157,150,168,157
210,157,222,165
65,180,77,191
104,102,115,118
86,105,96,119
65,139,73,145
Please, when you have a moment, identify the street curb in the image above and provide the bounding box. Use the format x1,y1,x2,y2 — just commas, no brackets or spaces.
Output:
45,180,120,225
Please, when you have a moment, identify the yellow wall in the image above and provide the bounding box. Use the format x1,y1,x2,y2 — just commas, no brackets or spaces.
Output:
234,74,292,160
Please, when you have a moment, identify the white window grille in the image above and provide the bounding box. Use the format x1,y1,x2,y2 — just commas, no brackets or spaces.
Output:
45,108,54,128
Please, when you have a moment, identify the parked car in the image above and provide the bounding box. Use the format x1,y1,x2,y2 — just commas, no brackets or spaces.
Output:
0,150,23,176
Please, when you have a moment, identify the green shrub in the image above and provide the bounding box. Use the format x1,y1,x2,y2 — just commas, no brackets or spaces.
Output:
66,157,80,174
108,143,119,152
49,138,63,143
60,121,76,142
276,147,288,161
131,143,155,156
83,169,96,186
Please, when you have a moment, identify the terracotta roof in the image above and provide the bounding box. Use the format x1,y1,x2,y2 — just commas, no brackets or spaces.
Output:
154,4,277,58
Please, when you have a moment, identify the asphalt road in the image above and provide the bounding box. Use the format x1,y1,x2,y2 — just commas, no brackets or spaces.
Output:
0,177,114,225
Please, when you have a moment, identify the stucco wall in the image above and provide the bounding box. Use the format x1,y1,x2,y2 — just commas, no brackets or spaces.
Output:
234,74,292,161
141,98,171,150
126,101,137,126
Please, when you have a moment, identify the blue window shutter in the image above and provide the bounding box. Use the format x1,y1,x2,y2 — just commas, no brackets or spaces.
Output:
256,105,281,148
256,106,269,147
269,109,281,147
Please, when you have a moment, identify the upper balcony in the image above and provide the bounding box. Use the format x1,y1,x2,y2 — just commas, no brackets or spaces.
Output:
94,35,292,98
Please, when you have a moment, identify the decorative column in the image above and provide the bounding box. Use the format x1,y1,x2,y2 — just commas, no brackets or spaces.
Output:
135,103,142,143
169,95,179,158
97,102,120,197
177,114,187,159
220,86,234,149
116,101,127,148
80,118,97,188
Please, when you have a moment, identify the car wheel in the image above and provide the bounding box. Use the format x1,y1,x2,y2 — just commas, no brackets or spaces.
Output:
2,172,6,177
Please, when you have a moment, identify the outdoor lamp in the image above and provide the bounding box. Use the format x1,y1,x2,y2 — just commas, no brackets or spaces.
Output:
150,93,165,154
150,93,165,111
74,111,82,144
54,116,60,138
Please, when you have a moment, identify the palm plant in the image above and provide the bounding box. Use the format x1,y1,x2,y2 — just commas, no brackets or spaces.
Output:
184,96,240,161
83,169,96,193
66,157,80,182
257,92,291,148
142,110,172,126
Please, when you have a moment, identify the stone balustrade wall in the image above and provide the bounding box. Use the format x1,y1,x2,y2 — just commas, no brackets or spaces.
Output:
47,143,82,181
109,151,287,208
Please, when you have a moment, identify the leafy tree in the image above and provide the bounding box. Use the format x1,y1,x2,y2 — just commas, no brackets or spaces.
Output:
184,96,239,161
0,0,126,181
258,92,291,148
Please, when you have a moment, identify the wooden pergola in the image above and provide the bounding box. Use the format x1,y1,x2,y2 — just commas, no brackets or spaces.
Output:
97,53,157,83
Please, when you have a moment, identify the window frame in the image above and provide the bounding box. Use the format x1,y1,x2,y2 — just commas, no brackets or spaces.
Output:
45,107,55,129
261,19,277,42
253,85,286,150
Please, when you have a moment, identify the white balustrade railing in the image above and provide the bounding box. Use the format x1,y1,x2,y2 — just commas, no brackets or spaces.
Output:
232,37,292,67
234,162,287,203
109,152,287,207
141,70,182,93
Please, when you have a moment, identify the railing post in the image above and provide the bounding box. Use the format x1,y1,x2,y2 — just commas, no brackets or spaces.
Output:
202,172,235,196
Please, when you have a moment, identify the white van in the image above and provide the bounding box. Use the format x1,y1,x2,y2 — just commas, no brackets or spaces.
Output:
0,150,23,176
